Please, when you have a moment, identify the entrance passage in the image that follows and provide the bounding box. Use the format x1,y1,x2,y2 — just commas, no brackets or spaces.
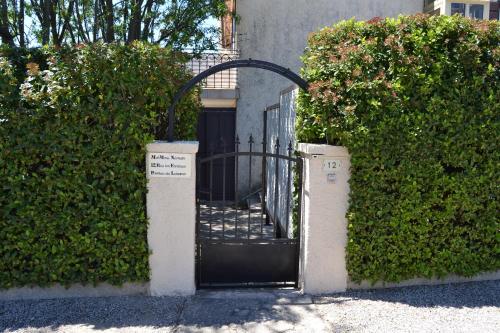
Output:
197,108,236,201
195,132,303,288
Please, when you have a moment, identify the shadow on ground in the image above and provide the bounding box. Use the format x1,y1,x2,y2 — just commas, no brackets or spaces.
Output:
0,280,498,332
0,292,337,332
314,280,500,309
176,291,342,332
0,295,184,331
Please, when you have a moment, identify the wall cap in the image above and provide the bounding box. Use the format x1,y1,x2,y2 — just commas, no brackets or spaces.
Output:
348,270,500,290
297,143,349,158
147,141,199,154
0,282,148,301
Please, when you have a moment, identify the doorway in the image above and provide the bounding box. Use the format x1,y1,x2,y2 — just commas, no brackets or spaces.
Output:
197,108,236,201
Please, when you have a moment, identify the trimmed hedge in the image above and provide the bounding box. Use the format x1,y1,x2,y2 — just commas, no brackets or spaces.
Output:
0,43,200,288
297,15,500,283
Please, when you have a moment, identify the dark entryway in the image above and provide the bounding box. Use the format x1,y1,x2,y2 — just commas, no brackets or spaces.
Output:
197,108,236,201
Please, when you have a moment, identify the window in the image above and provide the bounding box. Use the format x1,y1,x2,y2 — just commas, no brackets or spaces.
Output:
451,3,466,16
423,0,440,15
469,4,484,19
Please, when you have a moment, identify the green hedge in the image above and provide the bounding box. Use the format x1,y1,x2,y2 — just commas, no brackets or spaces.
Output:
298,15,500,283
0,46,48,86
0,43,200,288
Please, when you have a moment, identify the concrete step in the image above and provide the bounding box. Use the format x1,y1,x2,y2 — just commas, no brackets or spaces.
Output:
246,192,262,211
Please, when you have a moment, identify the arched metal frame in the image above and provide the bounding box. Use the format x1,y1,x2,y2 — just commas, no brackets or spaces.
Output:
167,59,309,141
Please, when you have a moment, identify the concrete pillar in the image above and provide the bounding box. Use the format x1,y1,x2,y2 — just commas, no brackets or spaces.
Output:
298,143,351,294
146,141,199,296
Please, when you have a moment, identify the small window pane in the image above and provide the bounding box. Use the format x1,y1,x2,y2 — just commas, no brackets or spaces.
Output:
469,4,484,20
451,3,466,16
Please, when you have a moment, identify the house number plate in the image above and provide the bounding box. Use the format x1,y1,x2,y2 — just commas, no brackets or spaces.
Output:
323,159,342,172
148,153,191,178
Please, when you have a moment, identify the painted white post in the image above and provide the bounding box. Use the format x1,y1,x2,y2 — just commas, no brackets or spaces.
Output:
298,143,351,294
146,141,199,296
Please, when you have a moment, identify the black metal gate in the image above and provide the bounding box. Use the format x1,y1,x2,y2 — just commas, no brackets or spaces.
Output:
196,135,303,288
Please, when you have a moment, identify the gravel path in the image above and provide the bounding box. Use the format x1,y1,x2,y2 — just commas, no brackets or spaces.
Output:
1,280,499,333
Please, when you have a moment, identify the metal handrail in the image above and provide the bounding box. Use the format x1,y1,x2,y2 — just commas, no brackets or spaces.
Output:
198,151,300,164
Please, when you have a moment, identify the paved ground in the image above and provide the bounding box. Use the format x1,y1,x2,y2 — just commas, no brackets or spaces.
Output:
1,280,499,333
199,203,275,240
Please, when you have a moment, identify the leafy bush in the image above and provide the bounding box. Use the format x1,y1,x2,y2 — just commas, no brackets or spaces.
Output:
0,58,18,110
0,46,48,86
298,15,500,283
0,43,200,288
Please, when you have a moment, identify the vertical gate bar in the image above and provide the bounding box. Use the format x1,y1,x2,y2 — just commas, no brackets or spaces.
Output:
261,110,268,235
273,138,280,238
209,145,214,239
285,141,293,238
196,156,201,287
248,135,254,239
260,151,264,237
212,55,216,88
234,136,240,239
196,157,201,238
228,57,231,87
294,157,304,288
222,139,226,239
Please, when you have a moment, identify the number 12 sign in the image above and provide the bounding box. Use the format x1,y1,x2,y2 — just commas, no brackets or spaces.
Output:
323,159,342,172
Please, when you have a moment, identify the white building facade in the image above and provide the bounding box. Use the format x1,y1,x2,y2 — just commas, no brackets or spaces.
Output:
424,0,497,19
232,0,423,192
193,0,499,195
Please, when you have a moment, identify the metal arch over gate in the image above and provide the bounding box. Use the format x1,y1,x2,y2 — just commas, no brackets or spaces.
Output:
166,59,309,142
168,59,308,288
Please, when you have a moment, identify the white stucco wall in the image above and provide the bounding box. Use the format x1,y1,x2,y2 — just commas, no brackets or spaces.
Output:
235,0,423,192
298,143,351,294
147,141,198,296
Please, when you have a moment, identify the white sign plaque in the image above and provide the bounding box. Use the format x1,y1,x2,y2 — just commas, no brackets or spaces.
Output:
323,159,342,172
148,153,191,178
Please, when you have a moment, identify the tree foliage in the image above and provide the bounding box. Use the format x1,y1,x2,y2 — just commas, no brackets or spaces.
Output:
298,15,500,283
0,0,227,51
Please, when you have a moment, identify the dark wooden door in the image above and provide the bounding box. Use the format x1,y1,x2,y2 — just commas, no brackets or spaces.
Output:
197,108,236,201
